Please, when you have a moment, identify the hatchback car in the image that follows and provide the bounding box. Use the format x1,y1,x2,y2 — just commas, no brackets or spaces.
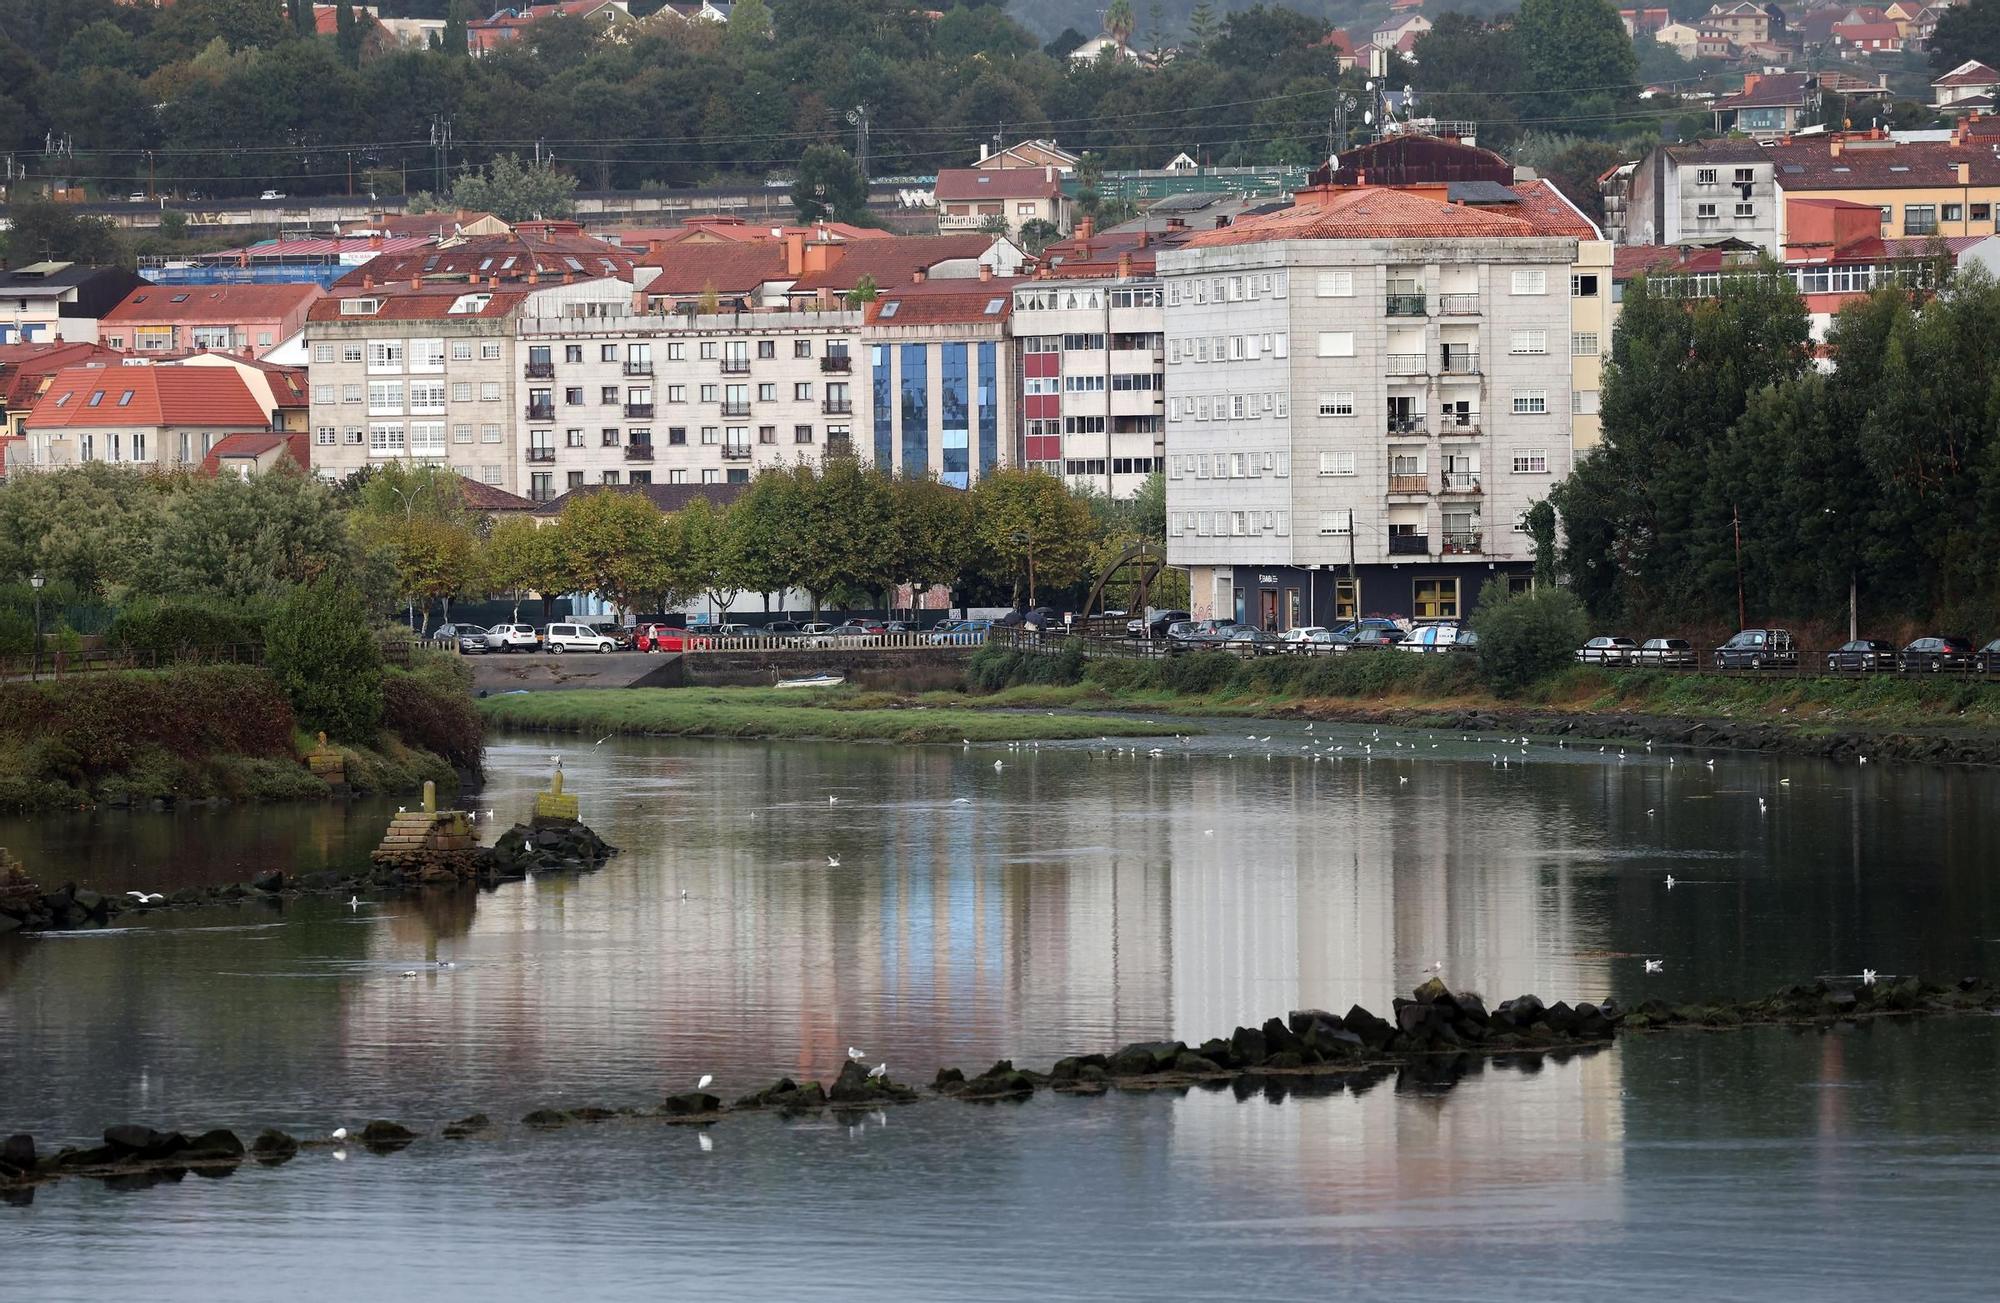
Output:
543,622,618,653
809,623,877,646
489,623,542,652
765,621,803,635
1129,608,1192,639
633,624,712,653
1712,628,1797,670
454,625,497,654
1899,635,1977,673
1826,639,1898,672
1221,627,1285,656
1633,637,1696,668
1575,636,1639,665
1283,626,1329,647
1979,639,2000,674
1336,627,1407,651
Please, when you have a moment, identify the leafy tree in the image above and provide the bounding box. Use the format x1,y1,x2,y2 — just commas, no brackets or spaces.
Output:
140,469,362,603
888,475,975,611
443,0,471,57
1470,579,1589,695
350,463,481,629
438,152,577,221
970,468,1097,607
289,0,315,40
669,495,745,617
791,143,868,222
1514,0,1639,127
550,488,664,617
0,462,155,596
1185,0,1218,52
1104,0,1135,44
265,577,384,740
723,0,773,56
1016,218,1061,252
484,515,570,621
844,273,879,306
1930,0,2000,73
335,0,363,68
1,200,124,265
1043,26,1089,60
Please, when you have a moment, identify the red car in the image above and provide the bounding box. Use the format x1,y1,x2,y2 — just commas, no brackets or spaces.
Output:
633,624,713,653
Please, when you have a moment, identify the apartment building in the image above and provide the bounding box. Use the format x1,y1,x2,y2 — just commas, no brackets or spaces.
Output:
933,168,1070,239
864,276,1018,488
1157,184,1580,629
18,363,275,472
99,282,324,357
0,263,146,346
514,308,866,499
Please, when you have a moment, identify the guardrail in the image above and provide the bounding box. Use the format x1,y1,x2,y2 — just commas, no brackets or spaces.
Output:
680,630,991,653
0,641,267,680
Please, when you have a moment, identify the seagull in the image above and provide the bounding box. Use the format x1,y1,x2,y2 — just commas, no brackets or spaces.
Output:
828,795,839,805
594,734,614,746
1203,829,1214,835
398,806,407,814
1779,778,1791,786
1705,759,1716,770
435,960,454,969
1858,756,1870,765
331,1127,348,1142
697,1132,714,1153
952,798,971,805
1665,875,1677,889
993,759,1004,771
696,1074,713,1091
848,1047,866,1061
868,1063,888,1079
125,891,164,904
1644,959,1663,974
1861,968,1878,985
348,896,361,910
826,856,841,867
1423,960,1443,977
1758,798,1767,813
1647,808,1656,816
401,970,418,979
1399,776,1408,784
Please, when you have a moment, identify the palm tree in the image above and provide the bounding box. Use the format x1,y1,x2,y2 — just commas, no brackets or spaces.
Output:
1104,0,1136,48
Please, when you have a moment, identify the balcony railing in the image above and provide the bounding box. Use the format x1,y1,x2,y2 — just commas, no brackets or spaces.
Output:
1387,534,1430,556
1385,416,1428,436
1442,531,1482,555
1441,472,1482,494
524,360,555,378
1438,420,1482,437
1386,354,1428,375
625,403,655,419
1388,473,1430,494
1440,352,1481,375
623,361,653,376
819,355,852,373
720,402,751,418
624,443,654,462
822,399,853,415
527,447,556,463
720,358,752,375
721,445,753,461
1439,293,1480,315
1385,293,1428,317
525,403,555,421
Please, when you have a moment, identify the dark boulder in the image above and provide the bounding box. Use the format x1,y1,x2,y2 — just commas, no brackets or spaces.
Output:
250,1130,298,1158
957,1062,1037,1099
1455,993,1490,1025
1171,1052,1223,1075
1287,1009,1342,1037
441,1114,491,1139
1197,1038,1239,1068
1261,1017,1303,1056
103,1125,165,1154
1,1135,33,1173
359,1120,417,1150
933,1067,966,1089
1229,1025,1269,1066
1048,1055,1106,1083
181,1130,244,1161
1824,988,1859,1013
1542,1001,1579,1035
1107,1041,1183,1077
829,1060,916,1103
522,1109,572,1128
1395,1003,1434,1036
1263,1050,1304,1071
734,1079,827,1112
251,870,285,894
1412,976,1452,1006
73,889,110,920
1343,1005,1395,1049
661,1092,721,1116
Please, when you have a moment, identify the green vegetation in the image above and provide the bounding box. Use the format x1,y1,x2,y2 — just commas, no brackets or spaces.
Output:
1470,579,1590,695
478,687,1191,744
263,578,385,740
409,153,578,224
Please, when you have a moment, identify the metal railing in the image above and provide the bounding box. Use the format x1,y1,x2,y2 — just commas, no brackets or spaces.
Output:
720,358,752,375
819,355,852,373
623,361,654,376
624,443,655,461
625,403,655,419
525,403,555,421
0,641,267,681
719,402,751,418
821,399,853,415
721,445,753,461
1441,473,1482,493
524,361,555,378
1387,534,1430,556
1386,416,1428,436
1385,293,1428,316
1387,354,1427,375
1439,293,1480,315
527,447,556,463
1442,531,1482,554
1438,417,1482,436
680,630,990,653
1440,352,1481,375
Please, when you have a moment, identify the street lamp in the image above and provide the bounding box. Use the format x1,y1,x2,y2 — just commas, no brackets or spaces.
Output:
29,571,45,680
1011,530,1037,609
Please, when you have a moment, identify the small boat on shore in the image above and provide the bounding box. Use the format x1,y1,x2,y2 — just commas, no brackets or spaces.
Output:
776,673,846,689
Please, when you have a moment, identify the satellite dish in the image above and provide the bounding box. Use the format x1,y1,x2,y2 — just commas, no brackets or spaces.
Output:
1327,154,1340,174
1366,80,1376,92
1365,111,1375,125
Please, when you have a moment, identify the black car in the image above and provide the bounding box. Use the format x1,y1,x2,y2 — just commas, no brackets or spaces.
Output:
1221,627,1285,656
1337,627,1407,650
765,621,803,635
1826,639,1898,672
1128,608,1191,639
1898,635,1977,672
1713,628,1797,670
1980,639,2000,674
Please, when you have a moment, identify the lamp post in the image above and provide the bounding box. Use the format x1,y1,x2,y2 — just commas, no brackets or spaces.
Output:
1011,530,1037,610
30,571,45,680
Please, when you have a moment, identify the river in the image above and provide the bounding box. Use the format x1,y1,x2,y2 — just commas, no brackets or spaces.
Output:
3,724,1998,1299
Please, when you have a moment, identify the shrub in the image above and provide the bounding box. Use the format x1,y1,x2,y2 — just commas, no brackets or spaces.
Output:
107,595,268,658
0,609,32,656
1159,651,1239,696
0,666,297,769
264,578,384,740
382,662,484,772
1082,659,1162,693
1471,579,1590,695
966,644,1026,692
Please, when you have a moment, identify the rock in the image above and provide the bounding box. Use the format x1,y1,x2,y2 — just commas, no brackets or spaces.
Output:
957,1063,1037,1099
571,1108,617,1122
1229,1025,1269,1066
1287,1009,1341,1037
829,1060,917,1103
442,1114,491,1139
1048,1055,1106,1083
1343,1005,1395,1049
103,1124,164,1154
1455,993,1490,1025
250,870,285,894
1412,976,1450,1004
1261,1017,1303,1056
1,1135,33,1173
1542,1001,1579,1035
522,1109,572,1128
735,1079,826,1112
1171,1052,1223,1075
181,1130,244,1161
1263,1050,1304,1070
1107,1041,1182,1076
661,1093,720,1116
933,1067,966,1089
1499,994,1546,1027
1197,1038,1239,1068
73,889,109,920
1395,1003,1434,1036
1824,988,1859,1013
359,1120,417,1149
250,1129,298,1158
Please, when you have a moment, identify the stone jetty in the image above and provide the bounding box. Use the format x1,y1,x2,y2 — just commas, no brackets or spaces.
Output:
6,973,1993,1203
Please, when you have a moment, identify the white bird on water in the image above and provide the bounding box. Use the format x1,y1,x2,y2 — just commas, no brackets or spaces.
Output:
826,856,841,867
697,1132,714,1153
125,891,164,904
868,1063,888,1080
401,970,418,979
680,889,689,901
1423,960,1444,977
397,806,407,814
952,798,971,805
828,794,839,805
331,1127,348,1142
1665,875,1677,889
1644,959,1664,974
1705,759,1716,770
594,734,614,746
1759,798,1767,813
1399,776,1409,785
993,759,1004,771
348,896,361,910
696,1074,713,1091
1861,968,1878,985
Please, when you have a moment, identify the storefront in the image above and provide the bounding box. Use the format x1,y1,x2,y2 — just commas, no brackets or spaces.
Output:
1191,563,1536,629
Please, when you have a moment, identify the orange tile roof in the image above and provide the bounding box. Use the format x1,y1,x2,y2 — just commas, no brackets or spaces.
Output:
1503,179,1602,238
27,364,272,429
870,277,1024,325
456,474,537,511
103,283,323,324
934,168,1062,201
788,235,998,294
339,227,635,286
1182,185,1575,246
0,342,123,411
638,242,790,295
308,285,533,322
199,432,311,476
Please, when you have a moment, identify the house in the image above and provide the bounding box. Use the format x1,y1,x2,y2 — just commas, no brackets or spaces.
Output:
973,139,1079,174
783,234,1021,307
1655,20,1703,57
1695,21,1737,57
0,341,123,438
1316,29,1359,72
863,273,1018,489
99,282,325,358
199,432,313,479
338,222,637,287
933,168,1071,239
1832,20,1904,52
1620,8,1672,35
1703,1,1782,46
467,0,631,55
1322,134,1513,188
1371,14,1432,48
18,363,277,473
0,263,148,346
1713,72,1821,137
1934,60,2000,109
165,352,311,432
1067,36,1149,65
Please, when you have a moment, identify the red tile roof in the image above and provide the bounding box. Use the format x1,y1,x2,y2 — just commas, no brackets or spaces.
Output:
934,168,1062,202
1717,72,1816,109
27,365,272,429
1835,22,1902,41
788,235,998,294
0,342,123,411
869,277,1023,325
308,285,532,322
339,226,635,286
1503,179,1602,238
456,474,538,511
638,242,790,295
199,432,311,476
103,283,324,324
1183,185,1571,246
1935,60,2000,88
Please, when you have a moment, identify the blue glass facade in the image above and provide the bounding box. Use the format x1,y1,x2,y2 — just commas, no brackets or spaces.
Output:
976,342,998,478
939,343,970,489
870,344,893,469
899,343,928,479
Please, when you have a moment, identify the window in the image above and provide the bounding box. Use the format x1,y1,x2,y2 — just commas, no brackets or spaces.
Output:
481,423,501,443
313,343,334,363
1511,270,1547,295
1509,330,1547,355
601,344,618,362
566,428,585,448
1319,509,1353,535
480,343,502,361
1512,391,1548,415
1318,450,1356,476
368,423,405,453
341,384,362,405
1512,450,1549,474
480,382,501,402
1696,203,1718,220
564,345,584,364
410,339,445,371
756,339,776,359
341,344,364,363
1734,167,1753,184
564,386,584,406
315,425,337,446
1315,271,1354,297
367,381,403,414
366,341,404,370
1571,390,1600,415
451,382,472,402
450,342,472,360
793,339,814,358
1570,274,1599,297
1571,332,1599,356
1973,203,1992,223
1318,392,1355,417
1734,202,1755,218
410,422,446,455
454,424,473,444
1695,168,1718,185
794,424,813,444
1905,204,1938,235
1317,331,1355,357
1944,203,1965,223
409,381,446,413
1414,578,1459,621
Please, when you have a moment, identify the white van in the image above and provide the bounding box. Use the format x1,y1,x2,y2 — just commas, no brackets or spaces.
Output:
543,622,618,654
1402,624,1478,654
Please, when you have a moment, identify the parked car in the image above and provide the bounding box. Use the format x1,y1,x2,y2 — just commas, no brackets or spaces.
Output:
577,621,631,649
633,624,711,653
1979,639,2000,674
1166,620,1244,653
765,621,803,635
1282,626,1329,647
1328,617,1410,641
454,625,498,655
1633,637,1696,668
543,622,618,654
929,619,991,645
1575,636,1639,665
1712,628,1797,671
809,623,877,646
796,622,835,637
1826,639,1898,673
1402,624,1477,653
489,623,542,653
882,621,917,634
259,189,286,200
1129,608,1191,639
126,192,148,203
690,622,751,639
1898,635,1977,673
1337,627,1407,650
1221,627,1286,656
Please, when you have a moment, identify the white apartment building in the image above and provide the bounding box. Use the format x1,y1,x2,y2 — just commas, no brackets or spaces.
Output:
515,309,866,499
1158,185,1579,629
1013,266,1166,500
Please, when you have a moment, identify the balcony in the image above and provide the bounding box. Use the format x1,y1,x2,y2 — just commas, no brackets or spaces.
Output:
625,403,655,419
719,402,752,419
1385,416,1428,436
1386,354,1428,375
1439,293,1480,316
524,360,555,379
1440,352,1481,375
623,361,654,377
527,447,556,464
822,399,852,415
1388,473,1430,494
1385,293,1428,317
1387,534,1430,557
1438,420,1482,437
721,445,753,461
720,358,752,375
525,403,555,421
1442,531,1483,555
819,355,852,374
624,443,655,462
1441,473,1482,494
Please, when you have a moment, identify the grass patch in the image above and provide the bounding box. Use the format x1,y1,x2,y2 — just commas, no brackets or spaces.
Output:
477,687,1194,744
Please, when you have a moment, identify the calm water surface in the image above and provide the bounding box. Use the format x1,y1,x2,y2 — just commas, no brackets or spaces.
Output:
3,723,1998,1298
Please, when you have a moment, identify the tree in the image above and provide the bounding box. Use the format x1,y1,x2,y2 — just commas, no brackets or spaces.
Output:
335,0,364,68
264,577,384,740
484,515,570,621
887,475,975,612
1,201,123,266
1104,0,1135,45
438,152,577,222
970,468,1098,607
443,0,471,57
845,273,879,306
0,462,155,597
1016,218,1060,252
1930,0,2000,73
723,0,773,56
1185,0,1218,53
289,0,315,40
1514,0,1639,127
350,463,482,630
791,143,868,223
549,488,664,617
140,469,363,603
1470,578,1589,695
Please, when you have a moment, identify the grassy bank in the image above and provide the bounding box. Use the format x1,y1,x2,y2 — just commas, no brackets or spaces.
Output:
478,687,1196,744
0,662,476,813
947,645,2000,734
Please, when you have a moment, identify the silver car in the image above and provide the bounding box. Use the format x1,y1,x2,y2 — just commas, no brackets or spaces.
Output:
454,625,499,654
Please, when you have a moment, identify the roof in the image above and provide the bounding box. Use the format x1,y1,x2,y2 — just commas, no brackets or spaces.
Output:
1834,21,1901,40
103,283,324,324
536,481,746,515
339,225,635,286
0,342,123,412
1181,185,1578,247
339,210,501,239
200,235,435,262
26,364,272,430
308,284,532,322
788,235,997,294
1934,60,2000,88
198,432,310,476
869,277,1023,325
1717,73,1815,109
1499,179,1602,239
0,263,117,295
638,242,790,296
456,475,538,512
1671,135,2000,190
1323,134,1513,188
934,168,1062,202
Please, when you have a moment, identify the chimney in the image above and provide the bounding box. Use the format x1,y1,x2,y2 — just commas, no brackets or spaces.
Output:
1829,138,1843,157
1117,252,1132,278
1214,215,1231,229
631,288,647,314
911,268,926,284
978,262,993,282
363,274,374,290
528,268,539,284
369,233,383,250
1045,165,1054,182
979,143,990,162
1078,216,1095,240
1138,230,1151,248
410,275,421,290
1959,160,1972,184
784,229,806,276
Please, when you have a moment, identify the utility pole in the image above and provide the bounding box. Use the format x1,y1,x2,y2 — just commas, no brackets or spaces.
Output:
430,115,453,193
1732,502,1746,631
846,104,871,181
